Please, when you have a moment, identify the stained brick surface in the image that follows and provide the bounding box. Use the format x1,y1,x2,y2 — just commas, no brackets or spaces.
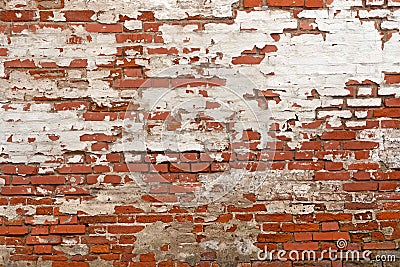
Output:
0,0,399,266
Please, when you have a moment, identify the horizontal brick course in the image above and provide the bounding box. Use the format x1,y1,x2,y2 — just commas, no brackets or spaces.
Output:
1,0,399,266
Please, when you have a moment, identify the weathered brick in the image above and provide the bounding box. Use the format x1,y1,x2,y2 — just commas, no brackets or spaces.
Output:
343,182,379,191
108,225,145,234
0,10,36,22
1,1,400,266
63,10,95,22
50,225,86,234
267,0,304,6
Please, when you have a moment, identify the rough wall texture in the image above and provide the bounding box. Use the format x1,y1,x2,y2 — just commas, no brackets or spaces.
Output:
0,0,400,266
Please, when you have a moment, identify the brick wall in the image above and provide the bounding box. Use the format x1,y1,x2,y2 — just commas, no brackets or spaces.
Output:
0,0,399,266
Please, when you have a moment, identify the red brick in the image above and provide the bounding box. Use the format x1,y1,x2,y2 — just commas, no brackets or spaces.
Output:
85,23,122,32
34,245,52,254
80,134,114,142
363,242,396,250
114,163,148,172
260,151,293,161
354,150,371,160
5,59,36,68
79,216,117,224
140,253,155,262
143,173,177,183
376,212,400,220
257,233,292,242
383,202,400,209
385,98,400,107
324,162,343,170
227,204,266,212
0,10,36,22
114,206,144,214
55,186,90,195
384,74,400,84
169,184,200,193
26,236,61,245
1,186,34,195
341,221,378,231
299,141,322,150
83,112,118,121
31,226,49,235
130,263,156,267
244,0,263,7
143,22,162,32
260,45,278,54
91,245,110,253
2,165,37,175
322,222,339,231
68,59,88,67
316,213,352,222
294,151,313,160
313,232,349,240
343,141,379,150
90,142,108,151
0,226,28,235
305,0,324,7
12,176,30,185
232,55,264,65
288,162,323,170
50,225,86,234
36,207,53,215
57,165,92,174
53,262,89,267
375,108,400,117
59,215,78,225
64,10,95,22
148,47,178,55
267,0,304,6
169,163,190,173
320,131,356,140
261,223,280,232
348,163,379,170
381,119,399,128
108,225,144,234
379,182,398,191
283,242,319,250
324,141,341,150
314,171,350,180
136,215,173,223
343,182,378,192
180,152,199,162
235,214,253,221
114,79,151,88
281,223,319,232
54,101,88,111
32,176,65,184
124,68,143,77
294,233,313,241
116,34,152,43
171,78,208,87
0,48,8,56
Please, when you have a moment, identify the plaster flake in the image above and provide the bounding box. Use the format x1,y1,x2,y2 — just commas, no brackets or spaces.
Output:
124,20,143,30
6,0,36,8
0,0,400,262
64,0,237,19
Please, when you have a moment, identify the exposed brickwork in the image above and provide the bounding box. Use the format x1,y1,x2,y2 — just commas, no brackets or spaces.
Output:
0,0,399,266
